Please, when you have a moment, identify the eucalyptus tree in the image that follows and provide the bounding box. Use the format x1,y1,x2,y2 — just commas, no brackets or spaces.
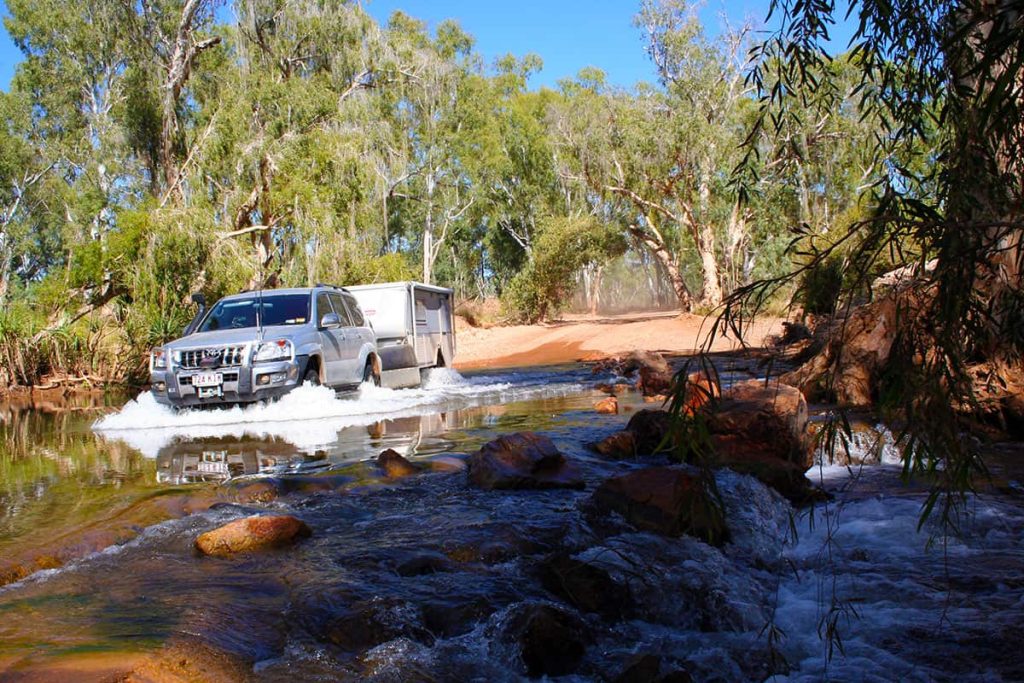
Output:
119,0,224,198
0,91,55,304
550,2,752,312
383,12,482,285
187,0,391,291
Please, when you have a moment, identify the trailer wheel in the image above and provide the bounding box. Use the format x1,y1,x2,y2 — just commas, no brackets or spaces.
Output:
435,349,446,368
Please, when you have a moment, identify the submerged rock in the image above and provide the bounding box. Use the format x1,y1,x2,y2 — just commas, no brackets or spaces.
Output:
468,432,584,490
537,552,633,620
377,448,418,478
325,597,433,652
591,430,637,459
502,603,589,678
590,466,728,544
613,654,694,683
394,550,452,576
427,454,468,473
195,515,311,556
595,396,619,414
228,479,282,504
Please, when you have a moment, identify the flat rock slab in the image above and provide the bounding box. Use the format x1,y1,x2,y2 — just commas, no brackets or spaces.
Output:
195,515,311,556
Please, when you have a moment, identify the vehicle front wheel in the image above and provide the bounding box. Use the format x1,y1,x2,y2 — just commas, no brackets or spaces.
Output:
363,361,380,387
303,368,320,386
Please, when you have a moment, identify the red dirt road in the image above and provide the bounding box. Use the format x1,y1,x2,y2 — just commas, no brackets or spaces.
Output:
453,310,783,370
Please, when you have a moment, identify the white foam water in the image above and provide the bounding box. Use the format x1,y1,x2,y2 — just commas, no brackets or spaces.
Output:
770,468,1024,681
92,368,586,457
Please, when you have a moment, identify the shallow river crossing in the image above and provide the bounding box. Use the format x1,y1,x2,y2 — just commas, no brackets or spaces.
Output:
0,364,1022,681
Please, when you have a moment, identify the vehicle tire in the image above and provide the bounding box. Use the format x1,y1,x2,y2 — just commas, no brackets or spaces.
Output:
303,368,320,386
363,361,380,387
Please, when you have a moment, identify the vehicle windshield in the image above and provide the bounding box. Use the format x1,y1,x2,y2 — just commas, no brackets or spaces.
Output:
196,294,310,332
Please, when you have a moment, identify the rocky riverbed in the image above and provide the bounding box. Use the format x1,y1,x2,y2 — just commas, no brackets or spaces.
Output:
1,360,1022,681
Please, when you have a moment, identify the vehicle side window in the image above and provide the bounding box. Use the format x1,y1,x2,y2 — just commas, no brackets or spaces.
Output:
316,292,334,325
328,293,354,326
343,294,365,327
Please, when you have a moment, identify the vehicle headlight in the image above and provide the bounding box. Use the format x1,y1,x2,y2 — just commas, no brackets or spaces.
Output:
150,348,168,371
254,339,293,363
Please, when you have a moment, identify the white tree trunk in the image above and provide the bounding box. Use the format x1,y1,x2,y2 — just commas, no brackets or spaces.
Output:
423,172,436,284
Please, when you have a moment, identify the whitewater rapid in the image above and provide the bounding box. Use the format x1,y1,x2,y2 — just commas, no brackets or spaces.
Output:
92,368,587,457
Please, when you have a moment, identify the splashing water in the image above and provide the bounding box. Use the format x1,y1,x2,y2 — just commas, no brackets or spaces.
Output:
92,367,587,457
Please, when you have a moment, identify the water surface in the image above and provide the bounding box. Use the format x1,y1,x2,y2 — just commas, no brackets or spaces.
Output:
1,364,1022,681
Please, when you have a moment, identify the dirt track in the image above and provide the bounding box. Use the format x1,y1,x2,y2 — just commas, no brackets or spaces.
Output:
453,310,784,370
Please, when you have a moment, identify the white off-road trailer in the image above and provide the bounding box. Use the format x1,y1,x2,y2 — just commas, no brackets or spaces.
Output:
346,282,455,388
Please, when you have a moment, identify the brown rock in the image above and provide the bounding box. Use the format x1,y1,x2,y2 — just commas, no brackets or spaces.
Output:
377,448,418,478
780,289,929,406
591,430,637,459
709,379,812,469
591,466,728,544
504,603,589,678
195,515,311,556
621,350,670,375
595,396,619,414
595,382,621,395
638,364,675,397
468,432,584,490
681,370,720,416
625,409,672,454
538,552,633,619
643,394,668,404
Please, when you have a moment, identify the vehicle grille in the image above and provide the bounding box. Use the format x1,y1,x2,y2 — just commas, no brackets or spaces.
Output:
177,347,247,369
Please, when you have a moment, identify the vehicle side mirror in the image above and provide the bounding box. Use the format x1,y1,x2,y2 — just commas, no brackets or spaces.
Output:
191,292,206,307
320,312,341,329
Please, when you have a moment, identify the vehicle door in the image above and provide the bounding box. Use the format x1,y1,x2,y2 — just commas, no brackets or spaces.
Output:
342,292,375,351
328,292,360,383
315,291,344,385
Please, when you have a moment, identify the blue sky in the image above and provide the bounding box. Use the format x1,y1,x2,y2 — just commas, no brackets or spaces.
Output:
0,0,855,91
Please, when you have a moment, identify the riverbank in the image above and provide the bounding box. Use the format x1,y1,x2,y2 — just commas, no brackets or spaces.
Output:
454,310,784,370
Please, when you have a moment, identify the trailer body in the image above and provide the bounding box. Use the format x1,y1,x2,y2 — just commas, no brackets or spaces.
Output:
346,282,455,388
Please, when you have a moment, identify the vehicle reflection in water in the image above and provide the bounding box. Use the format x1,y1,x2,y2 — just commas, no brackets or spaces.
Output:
154,411,457,484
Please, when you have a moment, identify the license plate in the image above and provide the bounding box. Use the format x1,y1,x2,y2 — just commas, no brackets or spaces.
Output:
192,372,223,388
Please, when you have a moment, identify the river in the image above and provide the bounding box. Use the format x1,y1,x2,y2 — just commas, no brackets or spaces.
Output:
0,364,1022,681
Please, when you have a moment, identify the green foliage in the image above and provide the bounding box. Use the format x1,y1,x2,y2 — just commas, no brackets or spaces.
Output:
502,215,626,322
0,0,882,387
797,257,844,316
